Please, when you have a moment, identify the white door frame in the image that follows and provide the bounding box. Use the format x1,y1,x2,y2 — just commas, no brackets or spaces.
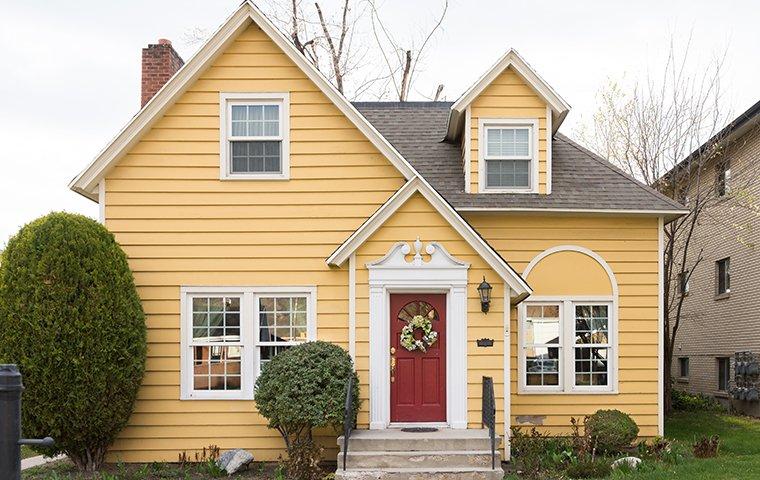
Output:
367,239,470,429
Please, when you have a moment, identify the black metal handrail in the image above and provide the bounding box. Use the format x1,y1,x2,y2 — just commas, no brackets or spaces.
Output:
342,375,354,471
481,376,497,470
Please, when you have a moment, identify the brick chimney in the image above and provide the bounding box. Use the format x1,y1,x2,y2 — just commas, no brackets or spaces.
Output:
141,39,184,107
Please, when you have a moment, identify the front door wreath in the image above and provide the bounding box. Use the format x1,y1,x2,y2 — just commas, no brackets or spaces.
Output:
400,315,438,352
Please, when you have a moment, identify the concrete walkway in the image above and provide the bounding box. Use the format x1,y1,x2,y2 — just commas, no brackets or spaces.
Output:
21,454,65,470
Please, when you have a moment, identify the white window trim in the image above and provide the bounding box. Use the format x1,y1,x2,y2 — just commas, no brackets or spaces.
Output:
219,92,291,180
180,285,316,400
478,118,539,193
518,296,618,394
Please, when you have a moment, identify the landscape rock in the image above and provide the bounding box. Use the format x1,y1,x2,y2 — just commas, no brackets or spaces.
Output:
611,456,642,470
217,449,254,475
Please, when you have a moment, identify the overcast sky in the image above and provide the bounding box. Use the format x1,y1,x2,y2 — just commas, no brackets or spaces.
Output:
1,0,758,245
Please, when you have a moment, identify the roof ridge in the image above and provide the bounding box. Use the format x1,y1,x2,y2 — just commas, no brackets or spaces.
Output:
555,133,685,210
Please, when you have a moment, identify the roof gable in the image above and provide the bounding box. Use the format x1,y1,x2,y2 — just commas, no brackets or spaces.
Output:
446,49,570,140
69,0,416,200
327,177,532,299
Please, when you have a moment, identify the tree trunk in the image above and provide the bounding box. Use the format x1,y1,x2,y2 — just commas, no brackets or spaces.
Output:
69,446,106,472
663,353,673,416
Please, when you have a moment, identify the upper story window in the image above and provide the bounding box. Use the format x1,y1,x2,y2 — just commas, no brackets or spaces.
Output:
716,257,731,297
716,161,731,197
220,93,290,180
479,119,538,193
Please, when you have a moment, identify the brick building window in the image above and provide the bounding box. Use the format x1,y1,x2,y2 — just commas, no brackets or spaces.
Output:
716,258,731,296
716,161,731,197
717,357,731,391
679,357,689,378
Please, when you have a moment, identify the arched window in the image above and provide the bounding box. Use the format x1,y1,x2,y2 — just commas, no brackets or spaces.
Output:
519,246,618,394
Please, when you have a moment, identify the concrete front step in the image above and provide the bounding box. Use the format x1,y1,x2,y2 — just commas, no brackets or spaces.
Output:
338,428,500,452
338,450,501,469
335,429,504,479
333,467,504,480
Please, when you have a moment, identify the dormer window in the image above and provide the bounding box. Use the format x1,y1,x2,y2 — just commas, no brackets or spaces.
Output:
479,119,538,193
220,93,290,180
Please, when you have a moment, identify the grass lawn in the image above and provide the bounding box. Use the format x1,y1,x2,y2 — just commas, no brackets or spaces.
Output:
608,411,760,480
22,460,285,479
21,446,39,460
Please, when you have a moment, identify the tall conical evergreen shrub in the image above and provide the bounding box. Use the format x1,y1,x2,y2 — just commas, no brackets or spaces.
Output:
0,212,146,471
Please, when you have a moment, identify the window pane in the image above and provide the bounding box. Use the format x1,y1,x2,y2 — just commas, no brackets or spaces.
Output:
230,141,281,174
191,296,241,343
485,159,530,188
525,315,560,345
486,127,530,158
575,347,608,386
193,345,242,391
228,103,280,139
258,296,309,343
575,305,609,345
231,105,246,121
525,346,560,386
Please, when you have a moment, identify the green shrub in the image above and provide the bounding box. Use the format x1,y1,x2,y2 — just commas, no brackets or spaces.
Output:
671,389,723,412
0,213,146,471
254,341,359,479
565,458,612,479
585,409,639,453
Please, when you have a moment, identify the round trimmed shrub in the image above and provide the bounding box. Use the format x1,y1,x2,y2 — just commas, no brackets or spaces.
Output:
0,213,146,471
585,409,639,453
254,341,359,478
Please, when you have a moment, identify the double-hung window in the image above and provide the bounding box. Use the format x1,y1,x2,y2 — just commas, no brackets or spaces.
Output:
524,304,561,389
520,299,615,393
220,93,290,180
181,286,315,399
480,119,537,192
573,305,611,388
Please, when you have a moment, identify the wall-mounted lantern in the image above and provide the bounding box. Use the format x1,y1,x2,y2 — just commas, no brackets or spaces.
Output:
477,276,492,313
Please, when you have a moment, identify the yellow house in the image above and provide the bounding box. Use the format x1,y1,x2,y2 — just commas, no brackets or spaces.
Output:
69,1,685,476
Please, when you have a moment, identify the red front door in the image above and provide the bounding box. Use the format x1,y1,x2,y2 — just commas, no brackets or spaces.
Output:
390,293,446,423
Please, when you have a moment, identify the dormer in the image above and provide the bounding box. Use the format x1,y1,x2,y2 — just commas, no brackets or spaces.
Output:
446,50,570,194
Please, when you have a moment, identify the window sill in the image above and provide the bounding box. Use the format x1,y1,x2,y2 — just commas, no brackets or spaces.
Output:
714,292,731,301
220,173,290,181
676,377,689,384
714,391,729,399
518,389,618,395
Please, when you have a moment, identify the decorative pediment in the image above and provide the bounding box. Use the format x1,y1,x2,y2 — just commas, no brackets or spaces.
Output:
367,237,470,270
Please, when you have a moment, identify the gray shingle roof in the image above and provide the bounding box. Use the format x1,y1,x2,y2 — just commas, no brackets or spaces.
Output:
353,101,684,212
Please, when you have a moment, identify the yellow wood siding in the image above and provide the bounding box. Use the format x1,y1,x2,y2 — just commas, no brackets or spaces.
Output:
469,67,549,193
103,22,405,462
465,214,660,437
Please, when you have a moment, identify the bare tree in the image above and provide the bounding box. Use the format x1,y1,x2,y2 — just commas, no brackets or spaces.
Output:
261,0,367,95
368,0,448,101
575,38,758,415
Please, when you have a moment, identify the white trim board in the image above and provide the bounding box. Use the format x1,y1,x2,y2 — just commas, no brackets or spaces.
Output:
657,216,664,435
446,49,570,140
367,241,469,429
326,177,532,299
69,0,416,200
